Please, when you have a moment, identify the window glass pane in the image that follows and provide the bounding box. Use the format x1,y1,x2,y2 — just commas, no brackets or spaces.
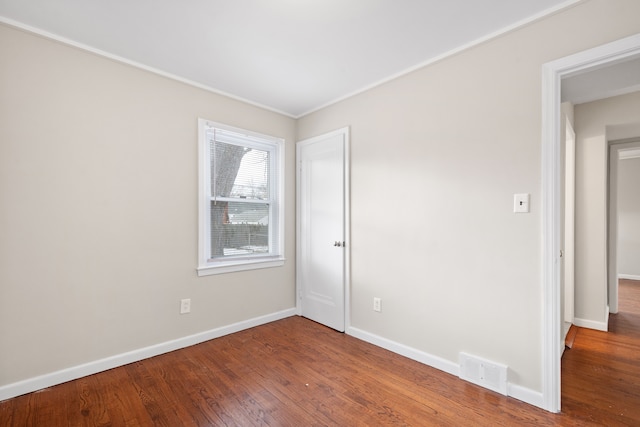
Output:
199,119,283,274
211,140,269,200
209,201,269,259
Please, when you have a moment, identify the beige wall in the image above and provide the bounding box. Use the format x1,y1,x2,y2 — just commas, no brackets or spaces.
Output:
618,156,640,277
574,92,640,326
0,24,297,387
2,0,640,402
297,0,640,393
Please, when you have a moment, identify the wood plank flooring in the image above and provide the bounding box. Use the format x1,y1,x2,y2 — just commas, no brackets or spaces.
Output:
560,279,640,426
1,280,639,426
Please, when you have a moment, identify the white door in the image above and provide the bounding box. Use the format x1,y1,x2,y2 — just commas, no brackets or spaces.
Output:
297,128,348,332
564,118,576,326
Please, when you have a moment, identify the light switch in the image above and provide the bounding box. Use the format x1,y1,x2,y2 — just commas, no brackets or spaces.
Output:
514,193,530,213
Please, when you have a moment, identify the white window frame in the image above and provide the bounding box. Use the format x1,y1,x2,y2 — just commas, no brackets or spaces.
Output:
197,119,285,276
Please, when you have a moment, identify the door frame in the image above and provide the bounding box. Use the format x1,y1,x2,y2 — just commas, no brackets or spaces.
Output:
609,139,640,314
541,33,640,413
295,127,351,331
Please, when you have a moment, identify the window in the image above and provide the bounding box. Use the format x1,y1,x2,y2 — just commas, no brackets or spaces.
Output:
197,119,284,275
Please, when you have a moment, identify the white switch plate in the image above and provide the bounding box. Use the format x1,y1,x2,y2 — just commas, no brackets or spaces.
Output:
373,297,381,312
514,193,530,213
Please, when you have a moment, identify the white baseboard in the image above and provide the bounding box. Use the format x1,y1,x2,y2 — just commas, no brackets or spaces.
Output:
0,308,296,402
346,326,545,410
508,383,544,408
573,316,608,332
619,274,640,281
346,326,459,376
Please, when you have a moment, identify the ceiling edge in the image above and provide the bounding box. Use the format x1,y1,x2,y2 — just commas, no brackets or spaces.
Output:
1,0,584,120
619,148,640,160
296,0,584,119
568,85,640,105
0,16,297,119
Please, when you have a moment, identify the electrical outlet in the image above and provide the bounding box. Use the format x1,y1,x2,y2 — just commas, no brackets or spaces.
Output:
373,297,381,312
180,298,191,314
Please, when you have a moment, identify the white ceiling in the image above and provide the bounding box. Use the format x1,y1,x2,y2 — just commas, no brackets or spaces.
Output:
1,0,578,117
562,56,640,105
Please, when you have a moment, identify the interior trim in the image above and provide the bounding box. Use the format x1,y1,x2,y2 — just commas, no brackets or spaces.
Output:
541,32,640,413
0,308,296,402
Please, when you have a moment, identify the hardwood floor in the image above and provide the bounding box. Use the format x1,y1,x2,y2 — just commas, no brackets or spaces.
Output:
1,281,639,426
560,279,640,426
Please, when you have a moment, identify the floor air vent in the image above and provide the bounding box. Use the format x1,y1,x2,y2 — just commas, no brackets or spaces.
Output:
459,352,508,395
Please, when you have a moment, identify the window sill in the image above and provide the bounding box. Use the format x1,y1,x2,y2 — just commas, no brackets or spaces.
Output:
197,257,285,276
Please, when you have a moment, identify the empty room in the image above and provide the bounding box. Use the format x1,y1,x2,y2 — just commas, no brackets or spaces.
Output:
2,0,640,425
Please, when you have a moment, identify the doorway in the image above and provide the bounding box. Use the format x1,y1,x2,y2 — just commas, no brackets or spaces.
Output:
542,33,640,413
609,139,640,314
296,127,350,332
